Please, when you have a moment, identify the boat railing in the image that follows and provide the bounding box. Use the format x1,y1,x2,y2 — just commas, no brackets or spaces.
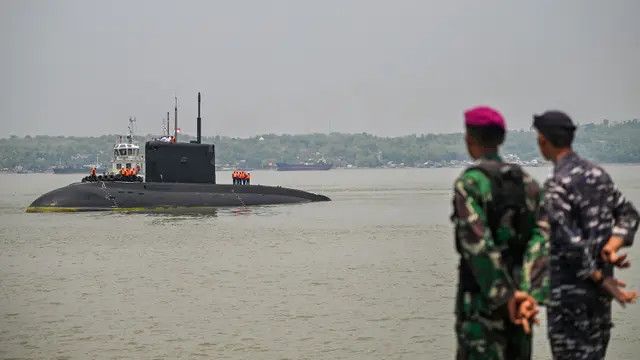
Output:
113,155,143,161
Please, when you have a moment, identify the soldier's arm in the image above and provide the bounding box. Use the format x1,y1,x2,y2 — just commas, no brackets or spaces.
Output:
453,170,516,310
520,176,549,304
611,183,640,247
546,179,597,280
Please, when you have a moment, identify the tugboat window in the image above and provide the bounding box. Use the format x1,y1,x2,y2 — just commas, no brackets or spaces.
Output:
116,164,122,169
127,149,133,155
114,150,118,157
126,163,132,169
119,149,126,155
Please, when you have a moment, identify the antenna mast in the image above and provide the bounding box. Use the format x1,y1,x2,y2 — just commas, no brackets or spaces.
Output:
167,111,170,136
174,97,178,141
197,92,201,144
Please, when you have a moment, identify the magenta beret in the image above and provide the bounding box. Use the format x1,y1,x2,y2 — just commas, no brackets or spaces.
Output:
464,106,506,131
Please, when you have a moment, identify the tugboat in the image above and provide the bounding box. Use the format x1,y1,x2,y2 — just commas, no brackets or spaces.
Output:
27,93,330,212
111,117,144,175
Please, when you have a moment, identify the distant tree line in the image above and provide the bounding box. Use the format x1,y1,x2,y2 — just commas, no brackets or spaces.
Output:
1,119,638,171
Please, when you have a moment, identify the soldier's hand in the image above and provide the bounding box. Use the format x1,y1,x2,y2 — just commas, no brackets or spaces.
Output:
507,291,528,323
600,277,638,307
518,298,539,321
601,236,630,268
507,291,538,334
515,298,539,334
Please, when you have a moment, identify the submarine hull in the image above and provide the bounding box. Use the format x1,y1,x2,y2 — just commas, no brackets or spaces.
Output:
27,181,330,212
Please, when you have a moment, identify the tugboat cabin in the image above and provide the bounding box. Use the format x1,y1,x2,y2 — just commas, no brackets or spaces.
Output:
111,117,144,174
112,142,143,172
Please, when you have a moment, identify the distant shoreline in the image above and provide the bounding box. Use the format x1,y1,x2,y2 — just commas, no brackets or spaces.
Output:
2,121,639,171
4,163,640,175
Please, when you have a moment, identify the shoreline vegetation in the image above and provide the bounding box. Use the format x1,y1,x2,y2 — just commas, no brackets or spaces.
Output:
1,119,638,173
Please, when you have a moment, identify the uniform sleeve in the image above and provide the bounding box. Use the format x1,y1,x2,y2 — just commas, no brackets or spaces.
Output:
546,179,597,280
520,175,549,304
453,170,516,310
610,184,640,246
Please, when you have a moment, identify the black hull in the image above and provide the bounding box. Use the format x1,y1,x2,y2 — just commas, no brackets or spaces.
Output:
27,182,330,212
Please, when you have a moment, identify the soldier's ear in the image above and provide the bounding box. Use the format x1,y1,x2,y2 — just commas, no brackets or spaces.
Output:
464,132,473,147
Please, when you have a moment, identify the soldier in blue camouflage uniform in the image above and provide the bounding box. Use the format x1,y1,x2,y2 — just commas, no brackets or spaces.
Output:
533,111,639,360
452,106,547,360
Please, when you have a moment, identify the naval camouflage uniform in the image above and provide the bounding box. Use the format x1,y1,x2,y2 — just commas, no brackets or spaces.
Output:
452,154,549,360
542,152,639,360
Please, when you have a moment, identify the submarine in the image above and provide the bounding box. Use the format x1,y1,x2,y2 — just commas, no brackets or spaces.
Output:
27,93,330,213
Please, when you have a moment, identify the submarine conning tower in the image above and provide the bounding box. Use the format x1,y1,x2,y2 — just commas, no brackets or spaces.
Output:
145,92,217,184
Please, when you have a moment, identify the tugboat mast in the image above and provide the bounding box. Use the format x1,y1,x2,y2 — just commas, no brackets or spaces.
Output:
127,117,136,142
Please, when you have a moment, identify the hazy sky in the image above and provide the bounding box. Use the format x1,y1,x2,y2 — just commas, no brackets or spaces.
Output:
1,0,639,137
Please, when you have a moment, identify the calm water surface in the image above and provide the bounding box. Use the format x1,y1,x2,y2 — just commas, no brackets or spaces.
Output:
1,167,639,359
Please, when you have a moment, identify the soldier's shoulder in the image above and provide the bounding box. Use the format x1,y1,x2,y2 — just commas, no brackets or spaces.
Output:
456,167,492,196
519,167,539,185
458,167,491,183
520,169,541,199
552,155,585,184
570,157,612,186
583,160,612,182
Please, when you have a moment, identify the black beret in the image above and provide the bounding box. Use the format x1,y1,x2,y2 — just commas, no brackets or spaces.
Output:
532,111,576,131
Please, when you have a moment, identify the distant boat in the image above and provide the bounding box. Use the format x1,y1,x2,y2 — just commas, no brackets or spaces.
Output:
276,162,333,171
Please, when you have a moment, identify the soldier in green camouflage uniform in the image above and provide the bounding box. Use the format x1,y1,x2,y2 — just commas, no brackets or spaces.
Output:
452,106,548,360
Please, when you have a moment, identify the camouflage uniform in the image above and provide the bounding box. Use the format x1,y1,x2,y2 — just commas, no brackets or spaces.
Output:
542,152,639,360
452,154,549,360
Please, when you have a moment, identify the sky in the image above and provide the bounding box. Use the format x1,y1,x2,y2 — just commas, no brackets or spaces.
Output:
1,0,639,138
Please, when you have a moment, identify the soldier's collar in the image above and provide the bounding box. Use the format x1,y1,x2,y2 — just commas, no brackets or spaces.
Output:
554,151,578,171
480,152,502,162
